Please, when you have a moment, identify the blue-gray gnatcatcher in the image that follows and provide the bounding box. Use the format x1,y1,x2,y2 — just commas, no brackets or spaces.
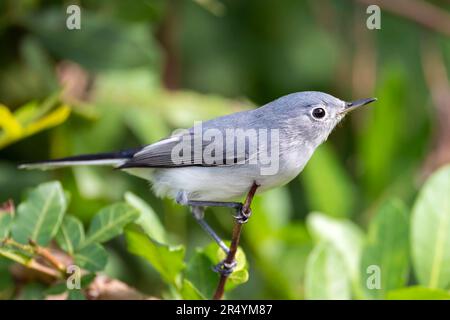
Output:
20,91,376,274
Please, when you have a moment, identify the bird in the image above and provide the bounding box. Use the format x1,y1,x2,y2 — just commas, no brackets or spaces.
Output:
19,91,376,274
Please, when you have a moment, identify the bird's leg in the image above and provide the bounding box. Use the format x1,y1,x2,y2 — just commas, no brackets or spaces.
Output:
190,206,237,275
186,200,251,224
190,206,230,255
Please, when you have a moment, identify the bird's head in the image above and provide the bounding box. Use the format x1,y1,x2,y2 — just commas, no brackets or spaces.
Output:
274,91,377,146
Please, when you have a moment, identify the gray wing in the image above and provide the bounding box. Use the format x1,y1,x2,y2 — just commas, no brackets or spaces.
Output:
118,132,252,169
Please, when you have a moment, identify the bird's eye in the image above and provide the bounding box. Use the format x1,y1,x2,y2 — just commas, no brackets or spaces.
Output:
311,107,326,120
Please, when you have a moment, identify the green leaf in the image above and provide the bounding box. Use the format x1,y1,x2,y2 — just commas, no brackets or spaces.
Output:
301,144,357,218
305,242,351,300
55,215,85,255
125,192,167,244
411,165,450,289
185,250,218,299
0,214,13,239
387,286,450,300
202,242,249,290
74,243,108,272
81,203,139,248
307,212,364,295
360,199,409,299
12,181,67,245
179,279,206,300
125,225,185,286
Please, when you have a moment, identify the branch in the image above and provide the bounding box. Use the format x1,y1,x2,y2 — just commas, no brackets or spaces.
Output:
354,0,450,37
213,183,259,300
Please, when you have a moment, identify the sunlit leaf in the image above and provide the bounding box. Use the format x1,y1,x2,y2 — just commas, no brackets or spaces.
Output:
307,212,364,296
305,242,351,300
360,199,409,299
387,286,450,300
11,181,67,245
179,279,205,300
202,242,249,291
0,103,70,150
411,165,450,289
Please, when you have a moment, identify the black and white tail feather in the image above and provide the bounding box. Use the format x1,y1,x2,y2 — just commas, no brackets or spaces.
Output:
18,148,140,171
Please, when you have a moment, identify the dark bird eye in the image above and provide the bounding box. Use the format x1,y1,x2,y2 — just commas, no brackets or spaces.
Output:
312,107,326,119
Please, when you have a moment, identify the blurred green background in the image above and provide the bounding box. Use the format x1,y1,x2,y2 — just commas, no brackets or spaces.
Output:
0,0,449,299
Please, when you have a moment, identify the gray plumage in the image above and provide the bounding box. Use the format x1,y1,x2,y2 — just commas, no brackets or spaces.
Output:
19,91,376,204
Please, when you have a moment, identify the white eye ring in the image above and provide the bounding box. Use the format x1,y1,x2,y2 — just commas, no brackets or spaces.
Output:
311,107,327,120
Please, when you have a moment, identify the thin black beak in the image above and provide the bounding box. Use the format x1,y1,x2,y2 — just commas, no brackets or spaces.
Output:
341,97,377,114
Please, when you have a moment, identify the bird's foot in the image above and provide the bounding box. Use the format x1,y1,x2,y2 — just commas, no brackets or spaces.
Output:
234,204,252,224
213,259,237,276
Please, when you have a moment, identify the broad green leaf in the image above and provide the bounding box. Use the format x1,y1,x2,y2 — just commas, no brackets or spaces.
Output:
305,242,351,300
81,203,139,248
360,199,409,299
12,181,67,245
0,214,13,239
387,286,450,300
74,243,108,272
185,250,218,299
125,225,185,286
301,144,357,218
125,192,167,244
411,165,450,289
55,215,85,255
307,212,364,296
179,279,205,300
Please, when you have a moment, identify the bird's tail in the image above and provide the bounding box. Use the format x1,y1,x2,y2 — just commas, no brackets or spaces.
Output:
18,148,140,171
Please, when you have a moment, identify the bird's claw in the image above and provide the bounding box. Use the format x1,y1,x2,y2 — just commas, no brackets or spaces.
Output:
234,205,252,224
213,259,237,276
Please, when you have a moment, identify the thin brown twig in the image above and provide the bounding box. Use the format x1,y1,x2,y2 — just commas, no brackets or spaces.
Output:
212,182,259,300
29,240,66,273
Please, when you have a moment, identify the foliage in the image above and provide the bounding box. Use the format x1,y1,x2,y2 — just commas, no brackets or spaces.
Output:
0,181,138,298
1,0,450,300
304,166,450,300
0,183,248,299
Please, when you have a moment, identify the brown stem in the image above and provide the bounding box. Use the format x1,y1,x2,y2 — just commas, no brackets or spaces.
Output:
29,240,66,273
212,182,259,300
